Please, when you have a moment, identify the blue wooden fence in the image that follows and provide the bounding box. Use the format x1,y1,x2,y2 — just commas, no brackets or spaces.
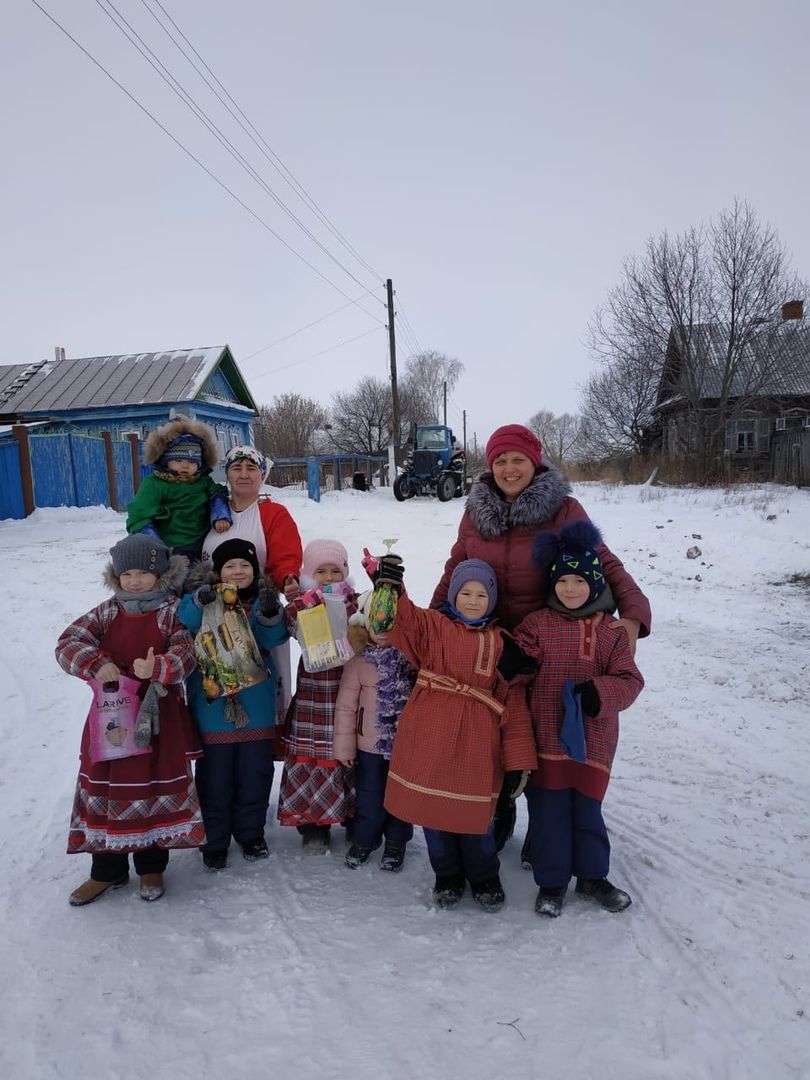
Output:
29,434,108,508
113,440,136,508
0,441,25,520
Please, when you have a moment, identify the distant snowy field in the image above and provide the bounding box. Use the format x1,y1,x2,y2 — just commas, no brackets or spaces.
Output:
1,481,808,1080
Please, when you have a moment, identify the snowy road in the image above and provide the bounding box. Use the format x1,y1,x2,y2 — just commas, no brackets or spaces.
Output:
1,483,808,1080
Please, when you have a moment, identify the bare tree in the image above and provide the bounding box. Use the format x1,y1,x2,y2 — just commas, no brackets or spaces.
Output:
527,409,586,467
588,200,807,475
255,393,327,458
328,376,393,454
400,350,464,427
577,352,660,458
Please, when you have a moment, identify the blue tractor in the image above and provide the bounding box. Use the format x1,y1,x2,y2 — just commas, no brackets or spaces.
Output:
393,424,466,502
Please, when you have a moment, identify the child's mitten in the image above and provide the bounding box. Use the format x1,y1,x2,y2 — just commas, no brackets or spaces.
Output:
134,681,167,748
506,769,530,799
560,680,587,762
257,577,280,621
196,584,217,606
573,680,600,718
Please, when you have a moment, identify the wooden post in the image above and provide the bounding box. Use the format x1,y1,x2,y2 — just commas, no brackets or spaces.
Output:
101,430,118,511
11,425,35,516
127,433,141,494
386,278,401,466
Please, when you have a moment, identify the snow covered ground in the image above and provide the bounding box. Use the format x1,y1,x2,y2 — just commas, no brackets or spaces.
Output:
1,481,808,1080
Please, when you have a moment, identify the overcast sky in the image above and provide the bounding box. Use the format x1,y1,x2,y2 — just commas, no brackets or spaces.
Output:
3,1,809,446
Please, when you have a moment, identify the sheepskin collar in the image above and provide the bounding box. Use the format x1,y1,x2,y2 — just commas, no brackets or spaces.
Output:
466,466,572,539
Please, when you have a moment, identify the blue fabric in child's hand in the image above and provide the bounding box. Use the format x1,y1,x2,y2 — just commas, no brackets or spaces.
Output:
560,680,587,763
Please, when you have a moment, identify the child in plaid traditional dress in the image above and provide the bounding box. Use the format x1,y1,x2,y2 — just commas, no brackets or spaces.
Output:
513,521,644,918
56,535,205,907
277,539,357,853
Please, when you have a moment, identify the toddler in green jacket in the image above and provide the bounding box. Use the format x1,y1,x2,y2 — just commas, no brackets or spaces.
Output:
126,416,231,561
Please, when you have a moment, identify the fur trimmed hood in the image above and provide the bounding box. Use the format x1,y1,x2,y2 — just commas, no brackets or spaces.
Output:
143,416,221,470
103,554,188,594
465,466,572,539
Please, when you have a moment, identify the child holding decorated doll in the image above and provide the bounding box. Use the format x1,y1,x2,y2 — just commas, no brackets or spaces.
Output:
379,555,537,912
178,539,289,870
277,539,358,853
333,590,416,872
55,535,205,907
513,521,644,917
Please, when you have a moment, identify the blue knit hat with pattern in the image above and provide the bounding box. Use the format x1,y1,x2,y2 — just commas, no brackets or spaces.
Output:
533,520,606,605
160,434,204,467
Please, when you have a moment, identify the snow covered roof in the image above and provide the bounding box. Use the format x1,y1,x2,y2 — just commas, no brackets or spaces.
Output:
0,346,257,416
658,321,810,407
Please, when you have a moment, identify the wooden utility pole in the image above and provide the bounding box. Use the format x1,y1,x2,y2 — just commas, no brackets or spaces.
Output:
386,279,401,466
463,409,467,453
443,381,447,426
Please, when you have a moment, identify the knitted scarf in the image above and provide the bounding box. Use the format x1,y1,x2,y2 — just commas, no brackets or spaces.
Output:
362,644,416,758
114,588,173,615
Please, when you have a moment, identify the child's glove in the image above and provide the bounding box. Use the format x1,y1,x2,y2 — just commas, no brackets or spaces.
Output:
257,577,280,619
361,548,380,582
283,575,300,601
134,681,167,748
301,587,323,608
376,554,404,586
505,769,530,799
573,681,600,717
196,584,217,606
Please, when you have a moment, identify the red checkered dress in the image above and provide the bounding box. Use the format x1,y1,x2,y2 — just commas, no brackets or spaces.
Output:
56,598,206,853
276,592,357,827
383,594,537,835
513,608,644,800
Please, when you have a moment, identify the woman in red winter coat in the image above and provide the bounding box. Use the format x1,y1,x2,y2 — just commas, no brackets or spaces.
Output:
431,424,651,849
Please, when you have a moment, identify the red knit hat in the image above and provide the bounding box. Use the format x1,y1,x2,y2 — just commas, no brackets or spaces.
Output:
485,424,543,469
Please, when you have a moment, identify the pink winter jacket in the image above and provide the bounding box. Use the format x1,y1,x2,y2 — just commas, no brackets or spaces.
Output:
432,467,652,635
333,654,383,760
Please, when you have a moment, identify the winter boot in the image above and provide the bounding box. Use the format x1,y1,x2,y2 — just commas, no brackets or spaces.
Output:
380,842,406,873
575,877,632,912
68,874,129,907
241,838,269,861
520,831,532,870
470,874,506,913
492,785,516,851
202,850,229,871
535,886,566,918
345,843,377,869
139,873,165,902
301,826,331,855
433,873,466,909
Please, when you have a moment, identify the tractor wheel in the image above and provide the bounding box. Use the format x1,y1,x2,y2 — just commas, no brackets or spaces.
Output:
436,473,455,502
393,474,414,501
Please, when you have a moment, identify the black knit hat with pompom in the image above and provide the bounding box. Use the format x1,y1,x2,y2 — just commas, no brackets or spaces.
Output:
533,520,606,604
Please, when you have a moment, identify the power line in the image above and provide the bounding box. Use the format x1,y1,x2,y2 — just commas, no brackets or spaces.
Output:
29,0,384,317
250,325,382,383
395,297,425,355
140,0,384,285
94,0,384,323
241,289,380,361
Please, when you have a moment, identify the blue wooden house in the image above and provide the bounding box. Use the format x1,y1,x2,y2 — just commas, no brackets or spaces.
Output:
0,345,258,518
0,344,257,452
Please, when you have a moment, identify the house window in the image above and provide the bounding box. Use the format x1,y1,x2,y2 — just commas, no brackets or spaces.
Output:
736,431,754,453
775,417,786,431
229,430,240,448
216,430,228,460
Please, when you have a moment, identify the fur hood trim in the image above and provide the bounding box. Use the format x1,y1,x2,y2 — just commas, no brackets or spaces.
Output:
103,554,188,594
465,466,572,539
183,559,216,595
143,415,221,470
